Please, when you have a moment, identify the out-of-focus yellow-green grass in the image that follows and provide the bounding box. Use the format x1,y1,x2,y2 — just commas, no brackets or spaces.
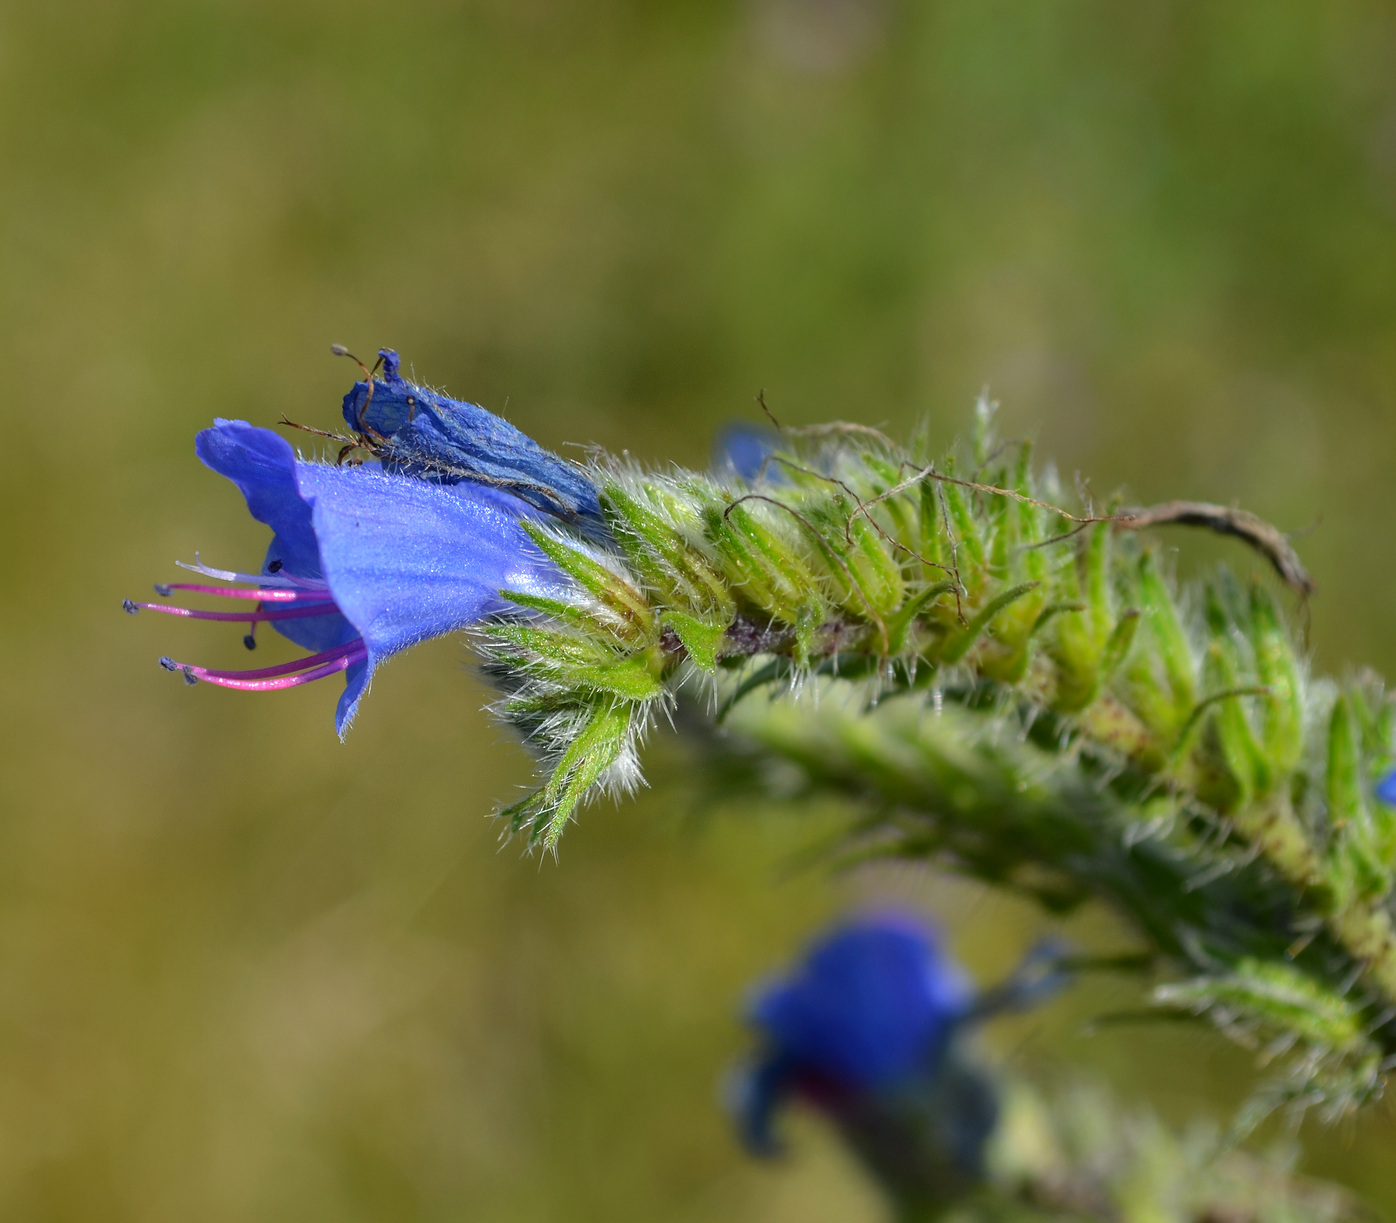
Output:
4,2,1396,1218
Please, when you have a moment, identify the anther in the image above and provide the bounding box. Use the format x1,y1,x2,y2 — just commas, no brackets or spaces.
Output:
267,560,283,573
243,633,257,651
330,343,350,357
153,584,172,597
123,599,140,614
158,657,179,671
182,666,198,686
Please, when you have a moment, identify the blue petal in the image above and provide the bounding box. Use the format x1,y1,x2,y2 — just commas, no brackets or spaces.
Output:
715,424,782,483
1377,769,1396,807
292,464,566,648
750,915,972,1090
196,419,321,577
728,1053,795,1157
196,421,359,653
292,461,568,732
335,657,370,739
342,350,604,532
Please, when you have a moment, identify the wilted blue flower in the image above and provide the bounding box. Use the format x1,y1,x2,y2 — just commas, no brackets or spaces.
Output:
342,349,604,532
733,913,1067,1212
125,420,568,735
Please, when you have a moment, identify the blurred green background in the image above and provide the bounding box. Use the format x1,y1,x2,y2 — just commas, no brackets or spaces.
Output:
4,1,1396,1218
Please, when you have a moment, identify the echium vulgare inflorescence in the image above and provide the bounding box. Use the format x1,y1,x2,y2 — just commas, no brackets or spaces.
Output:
129,351,1396,1129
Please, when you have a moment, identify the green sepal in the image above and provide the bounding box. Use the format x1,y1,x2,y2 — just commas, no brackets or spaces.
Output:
521,521,654,639
600,482,734,616
788,498,875,621
535,701,634,849
497,793,540,837
976,587,1049,685
886,580,959,655
700,502,797,620
1045,542,1097,710
939,582,1040,665
938,459,987,576
1168,679,1271,797
793,598,829,668
1327,695,1386,902
499,588,613,637
1327,695,1364,834
662,610,729,672
845,513,906,618
486,623,665,700
860,454,919,544
500,703,636,849
1083,521,1113,647
1118,551,1197,748
1139,552,1197,719
568,659,664,702
917,480,945,581
1155,958,1367,1054
1191,640,1268,811
1250,585,1303,775
1031,602,1086,635
488,623,616,667
1098,609,1141,688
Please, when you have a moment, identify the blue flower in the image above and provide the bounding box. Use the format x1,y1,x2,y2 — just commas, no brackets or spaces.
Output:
342,349,605,533
125,420,569,735
732,913,1068,1211
754,915,972,1090
734,914,974,1156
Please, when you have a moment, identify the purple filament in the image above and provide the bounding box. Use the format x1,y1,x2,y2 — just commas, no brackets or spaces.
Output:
133,601,339,622
175,643,367,691
140,579,364,692
159,582,324,603
171,639,366,682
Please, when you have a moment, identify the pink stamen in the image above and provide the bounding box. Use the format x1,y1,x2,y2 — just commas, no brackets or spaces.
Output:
131,601,340,623
132,567,365,695
183,651,364,691
158,582,329,603
163,639,367,683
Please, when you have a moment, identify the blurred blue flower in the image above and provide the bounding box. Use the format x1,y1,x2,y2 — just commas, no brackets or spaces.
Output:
342,349,605,533
735,913,973,1155
733,912,1068,1213
125,420,567,735
714,423,783,483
